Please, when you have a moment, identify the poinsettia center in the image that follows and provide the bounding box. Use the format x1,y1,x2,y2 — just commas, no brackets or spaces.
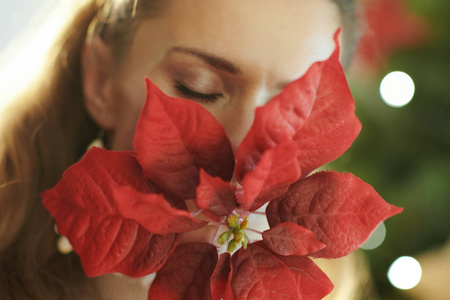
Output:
182,200,270,253
217,214,250,252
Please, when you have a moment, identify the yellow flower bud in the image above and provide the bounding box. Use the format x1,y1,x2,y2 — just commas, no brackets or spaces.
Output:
227,214,240,229
218,230,231,245
228,239,238,253
234,230,245,243
240,217,249,229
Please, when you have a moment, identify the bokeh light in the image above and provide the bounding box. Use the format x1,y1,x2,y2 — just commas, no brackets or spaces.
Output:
387,256,422,290
380,71,415,107
0,0,75,112
361,222,386,250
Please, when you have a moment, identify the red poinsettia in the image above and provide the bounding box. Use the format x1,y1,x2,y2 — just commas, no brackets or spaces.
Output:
41,31,402,299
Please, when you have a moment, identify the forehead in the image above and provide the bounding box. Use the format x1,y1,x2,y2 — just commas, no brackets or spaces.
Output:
132,0,341,81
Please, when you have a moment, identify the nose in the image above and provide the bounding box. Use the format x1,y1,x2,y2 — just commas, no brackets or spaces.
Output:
216,89,270,154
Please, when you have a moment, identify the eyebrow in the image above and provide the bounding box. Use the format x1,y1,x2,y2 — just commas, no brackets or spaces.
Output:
169,47,242,75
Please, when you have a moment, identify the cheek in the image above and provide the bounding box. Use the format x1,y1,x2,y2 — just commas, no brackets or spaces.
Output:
110,85,147,151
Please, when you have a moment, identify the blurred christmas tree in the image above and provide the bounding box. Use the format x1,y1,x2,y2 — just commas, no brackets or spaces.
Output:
331,0,450,299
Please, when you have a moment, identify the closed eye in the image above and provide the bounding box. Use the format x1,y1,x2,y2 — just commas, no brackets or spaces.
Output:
174,81,222,103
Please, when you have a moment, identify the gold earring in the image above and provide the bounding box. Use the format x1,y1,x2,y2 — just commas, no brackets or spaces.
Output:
87,131,105,150
54,224,73,255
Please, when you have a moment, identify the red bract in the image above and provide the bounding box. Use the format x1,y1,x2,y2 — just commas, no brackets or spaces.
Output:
41,148,210,277
134,80,235,200
147,243,218,299
253,241,334,300
210,253,232,300
41,30,402,300
266,171,403,259
262,223,326,256
40,150,187,277
226,243,302,300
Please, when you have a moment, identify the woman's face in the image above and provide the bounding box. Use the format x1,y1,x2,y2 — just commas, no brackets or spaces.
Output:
104,0,341,151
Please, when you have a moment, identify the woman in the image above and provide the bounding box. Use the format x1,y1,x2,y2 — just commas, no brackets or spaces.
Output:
0,0,360,299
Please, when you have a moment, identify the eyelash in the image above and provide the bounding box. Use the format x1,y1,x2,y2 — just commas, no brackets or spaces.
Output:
174,81,222,103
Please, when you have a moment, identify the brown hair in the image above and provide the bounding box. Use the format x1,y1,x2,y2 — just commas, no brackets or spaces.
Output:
0,2,99,298
0,1,357,299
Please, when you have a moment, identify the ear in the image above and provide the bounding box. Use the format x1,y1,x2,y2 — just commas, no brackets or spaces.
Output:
81,36,117,130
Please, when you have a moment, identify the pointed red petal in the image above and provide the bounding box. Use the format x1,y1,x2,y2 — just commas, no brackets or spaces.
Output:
112,185,207,234
211,253,232,300
262,222,325,256
223,275,236,300
276,255,333,300
266,171,403,258
134,78,234,199
293,31,361,176
236,31,359,181
148,243,218,300
41,148,180,276
235,62,321,181
228,244,300,299
254,241,333,300
195,169,237,220
239,140,301,211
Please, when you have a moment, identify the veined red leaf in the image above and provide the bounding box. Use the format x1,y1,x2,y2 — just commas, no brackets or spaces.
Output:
235,62,321,181
112,185,207,234
223,274,235,300
254,241,334,300
134,78,234,199
276,255,333,300
47,200,179,277
211,253,231,300
294,31,361,176
239,140,301,211
148,243,218,300
227,244,300,299
262,222,325,256
266,171,403,258
41,148,180,277
195,169,237,220
55,147,154,195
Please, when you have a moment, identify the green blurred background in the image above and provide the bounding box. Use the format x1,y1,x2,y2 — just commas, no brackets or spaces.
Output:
330,0,450,298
